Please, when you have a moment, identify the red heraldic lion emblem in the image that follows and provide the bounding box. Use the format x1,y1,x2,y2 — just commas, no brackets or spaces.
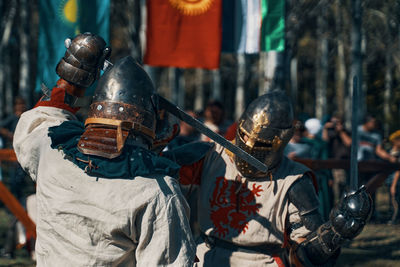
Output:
209,176,263,238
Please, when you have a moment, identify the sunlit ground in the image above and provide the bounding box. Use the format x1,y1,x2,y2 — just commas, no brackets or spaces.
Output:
0,187,399,266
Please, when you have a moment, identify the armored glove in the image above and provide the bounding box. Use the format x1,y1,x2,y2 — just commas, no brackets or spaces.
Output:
56,33,111,88
297,185,372,266
330,185,372,239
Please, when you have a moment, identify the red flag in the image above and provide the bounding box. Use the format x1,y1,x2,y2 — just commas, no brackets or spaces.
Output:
144,0,222,69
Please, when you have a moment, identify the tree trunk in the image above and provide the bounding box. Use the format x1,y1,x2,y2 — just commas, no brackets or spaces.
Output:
384,9,393,137
235,53,245,119
348,0,363,126
128,0,142,62
290,57,298,111
0,1,16,117
315,2,328,120
194,68,204,112
258,51,283,95
169,68,184,107
335,0,346,118
5,49,13,115
211,69,221,100
139,0,147,60
177,69,185,108
168,67,176,102
0,52,3,119
384,52,392,137
258,52,266,95
19,0,31,107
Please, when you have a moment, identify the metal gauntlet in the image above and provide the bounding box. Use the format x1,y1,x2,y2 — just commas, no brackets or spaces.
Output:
56,33,111,88
297,186,372,266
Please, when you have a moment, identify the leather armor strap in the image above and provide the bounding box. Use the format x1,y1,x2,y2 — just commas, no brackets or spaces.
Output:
200,232,283,255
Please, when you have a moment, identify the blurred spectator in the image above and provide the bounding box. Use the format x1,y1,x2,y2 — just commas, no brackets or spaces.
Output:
168,110,200,149
0,97,34,258
322,115,351,203
0,97,29,201
201,100,231,142
385,130,400,224
303,118,333,220
284,120,311,159
0,97,27,147
358,115,395,222
358,115,396,163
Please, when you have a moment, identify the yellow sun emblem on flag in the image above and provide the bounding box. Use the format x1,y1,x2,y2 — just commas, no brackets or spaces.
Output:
58,0,81,34
169,0,214,16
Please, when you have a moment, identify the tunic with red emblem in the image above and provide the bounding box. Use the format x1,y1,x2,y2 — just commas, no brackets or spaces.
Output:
178,143,316,267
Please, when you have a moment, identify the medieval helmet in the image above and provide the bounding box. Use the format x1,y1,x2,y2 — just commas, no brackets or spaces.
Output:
77,56,157,159
235,90,294,178
56,33,111,88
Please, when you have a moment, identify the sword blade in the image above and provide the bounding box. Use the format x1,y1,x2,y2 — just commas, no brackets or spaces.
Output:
103,60,268,173
350,76,360,190
158,96,269,173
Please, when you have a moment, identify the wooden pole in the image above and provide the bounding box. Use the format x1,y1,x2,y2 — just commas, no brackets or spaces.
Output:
0,149,17,161
0,181,36,239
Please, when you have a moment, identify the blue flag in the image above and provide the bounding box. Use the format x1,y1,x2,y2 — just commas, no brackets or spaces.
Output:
36,0,110,93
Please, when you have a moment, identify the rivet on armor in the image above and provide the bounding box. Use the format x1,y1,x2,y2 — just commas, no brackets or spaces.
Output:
80,144,85,147
97,105,102,110
119,107,124,112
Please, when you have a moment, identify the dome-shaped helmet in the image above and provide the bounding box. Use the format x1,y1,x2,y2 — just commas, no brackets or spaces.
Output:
56,33,111,87
78,56,157,158
235,90,294,177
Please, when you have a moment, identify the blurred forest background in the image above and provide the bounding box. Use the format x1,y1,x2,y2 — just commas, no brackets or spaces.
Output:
1,0,400,137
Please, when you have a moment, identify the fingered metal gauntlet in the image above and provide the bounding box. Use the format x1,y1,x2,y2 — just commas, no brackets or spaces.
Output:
297,186,372,266
56,33,111,88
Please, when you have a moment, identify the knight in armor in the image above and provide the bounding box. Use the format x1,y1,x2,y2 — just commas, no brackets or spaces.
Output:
13,33,196,266
164,89,372,266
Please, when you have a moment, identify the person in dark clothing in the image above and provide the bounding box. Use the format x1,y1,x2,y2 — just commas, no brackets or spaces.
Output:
358,115,395,222
322,115,351,203
303,118,333,220
0,97,27,147
0,98,34,258
0,97,30,200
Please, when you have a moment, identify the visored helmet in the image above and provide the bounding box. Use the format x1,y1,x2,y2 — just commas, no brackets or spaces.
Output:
56,33,111,87
78,56,157,158
235,90,294,178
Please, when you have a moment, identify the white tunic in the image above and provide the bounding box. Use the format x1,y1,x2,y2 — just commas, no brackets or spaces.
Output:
13,106,196,267
180,144,314,267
